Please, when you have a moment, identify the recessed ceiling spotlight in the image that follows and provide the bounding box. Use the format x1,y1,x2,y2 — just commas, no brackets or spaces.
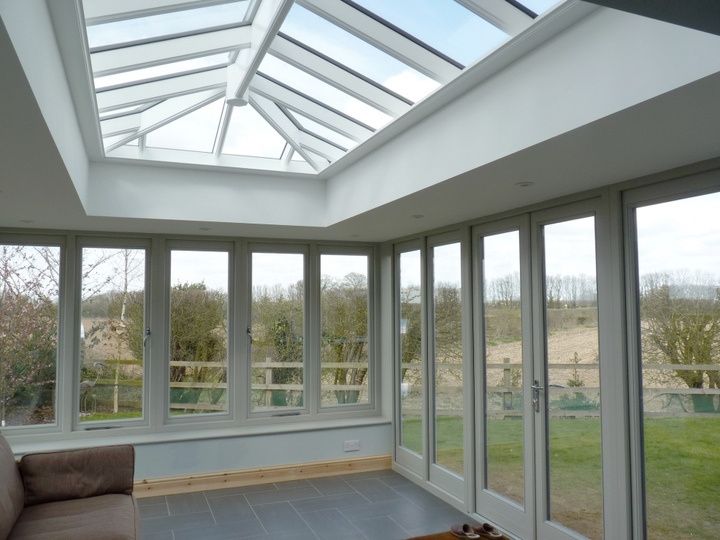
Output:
199,227,212,231
350,234,360,238
411,214,424,219
515,181,534,187
20,219,34,224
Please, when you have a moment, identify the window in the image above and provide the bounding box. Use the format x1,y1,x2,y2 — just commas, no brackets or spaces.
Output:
0,243,60,427
79,245,147,423
250,249,306,413
398,247,423,455
169,248,230,416
633,190,720,539
320,251,371,407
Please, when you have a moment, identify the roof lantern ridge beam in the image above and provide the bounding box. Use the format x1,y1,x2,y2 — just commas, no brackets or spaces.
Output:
249,92,328,172
298,0,461,84
90,26,251,77
454,0,534,36
104,89,224,152
226,0,294,106
83,0,241,25
269,35,411,117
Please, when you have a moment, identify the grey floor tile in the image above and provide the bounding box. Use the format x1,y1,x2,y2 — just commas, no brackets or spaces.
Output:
378,474,415,488
301,508,366,540
173,518,266,540
244,485,321,505
338,498,421,522
339,470,399,482
253,501,307,535
140,530,174,540
274,479,311,490
290,492,369,514
353,515,412,540
390,505,471,534
307,476,354,496
208,494,256,524
393,484,458,510
167,491,211,515
245,530,320,540
138,496,167,506
343,478,405,503
139,501,171,520
141,511,216,534
205,484,279,498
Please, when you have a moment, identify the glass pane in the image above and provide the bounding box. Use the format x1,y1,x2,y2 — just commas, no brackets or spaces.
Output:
544,217,602,539
399,249,422,455
432,242,463,476
85,1,250,48
223,104,288,159
259,55,391,130
0,245,59,427
483,231,524,505
145,97,224,153
94,55,231,90
169,250,229,415
251,252,305,412
320,254,369,407
636,192,720,539
351,0,508,67
80,247,145,422
281,4,440,102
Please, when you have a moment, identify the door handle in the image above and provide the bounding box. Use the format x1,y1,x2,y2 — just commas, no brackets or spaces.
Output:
531,379,543,412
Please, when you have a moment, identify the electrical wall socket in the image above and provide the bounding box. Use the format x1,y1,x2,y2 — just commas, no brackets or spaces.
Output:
343,439,360,452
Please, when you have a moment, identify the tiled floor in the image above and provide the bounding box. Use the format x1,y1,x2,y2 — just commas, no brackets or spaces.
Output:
138,469,479,540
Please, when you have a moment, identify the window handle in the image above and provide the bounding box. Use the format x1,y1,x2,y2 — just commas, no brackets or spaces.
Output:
143,327,151,347
247,327,253,343
532,379,543,412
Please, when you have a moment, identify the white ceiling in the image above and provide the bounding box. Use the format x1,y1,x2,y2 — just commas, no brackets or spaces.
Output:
1,1,720,242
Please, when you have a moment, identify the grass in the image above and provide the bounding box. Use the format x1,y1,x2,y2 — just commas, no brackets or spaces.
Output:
401,416,720,539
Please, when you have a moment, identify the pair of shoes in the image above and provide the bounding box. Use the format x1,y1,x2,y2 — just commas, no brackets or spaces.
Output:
473,523,503,539
450,524,480,538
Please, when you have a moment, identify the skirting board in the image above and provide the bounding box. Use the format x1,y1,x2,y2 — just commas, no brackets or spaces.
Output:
134,454,392,498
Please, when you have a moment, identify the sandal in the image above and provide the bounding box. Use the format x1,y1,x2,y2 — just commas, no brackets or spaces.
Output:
450,524,480,538
472,522,503,538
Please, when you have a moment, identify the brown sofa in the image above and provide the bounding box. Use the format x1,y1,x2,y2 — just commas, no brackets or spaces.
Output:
0,434,139,540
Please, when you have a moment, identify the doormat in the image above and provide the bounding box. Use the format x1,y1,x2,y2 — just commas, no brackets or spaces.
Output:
406,531,511,540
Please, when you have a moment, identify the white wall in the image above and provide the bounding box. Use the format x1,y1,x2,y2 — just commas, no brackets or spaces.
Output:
134,424,392,480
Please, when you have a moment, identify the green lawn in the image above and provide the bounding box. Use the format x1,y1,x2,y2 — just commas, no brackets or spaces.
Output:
402,416,720,539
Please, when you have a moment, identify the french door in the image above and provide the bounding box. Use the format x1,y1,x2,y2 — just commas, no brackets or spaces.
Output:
474,200,611,540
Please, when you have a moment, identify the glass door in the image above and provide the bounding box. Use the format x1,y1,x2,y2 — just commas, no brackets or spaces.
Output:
474,207,605,540
535,214,603,540
474,216,534,539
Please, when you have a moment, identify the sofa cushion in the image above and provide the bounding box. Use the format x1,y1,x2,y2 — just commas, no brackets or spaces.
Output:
20,445,134,506
0,435,25,540
7,494,139,540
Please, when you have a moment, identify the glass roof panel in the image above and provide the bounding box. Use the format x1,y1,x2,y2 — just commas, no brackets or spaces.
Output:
145,97,224,153
223,105,288,159
280,4,439,103
94,53,232,90
288,110,358,151
79,0,569,175
350,0,509,67
86,1,251,49
259,54,391,130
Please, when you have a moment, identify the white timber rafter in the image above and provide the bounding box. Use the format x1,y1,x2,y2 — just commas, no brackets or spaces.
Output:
104,89,224,151
90,26,251,76
454,0,534,36
249,76,374,142
269,35,412,117
298,0,461,83
82,0,241,24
